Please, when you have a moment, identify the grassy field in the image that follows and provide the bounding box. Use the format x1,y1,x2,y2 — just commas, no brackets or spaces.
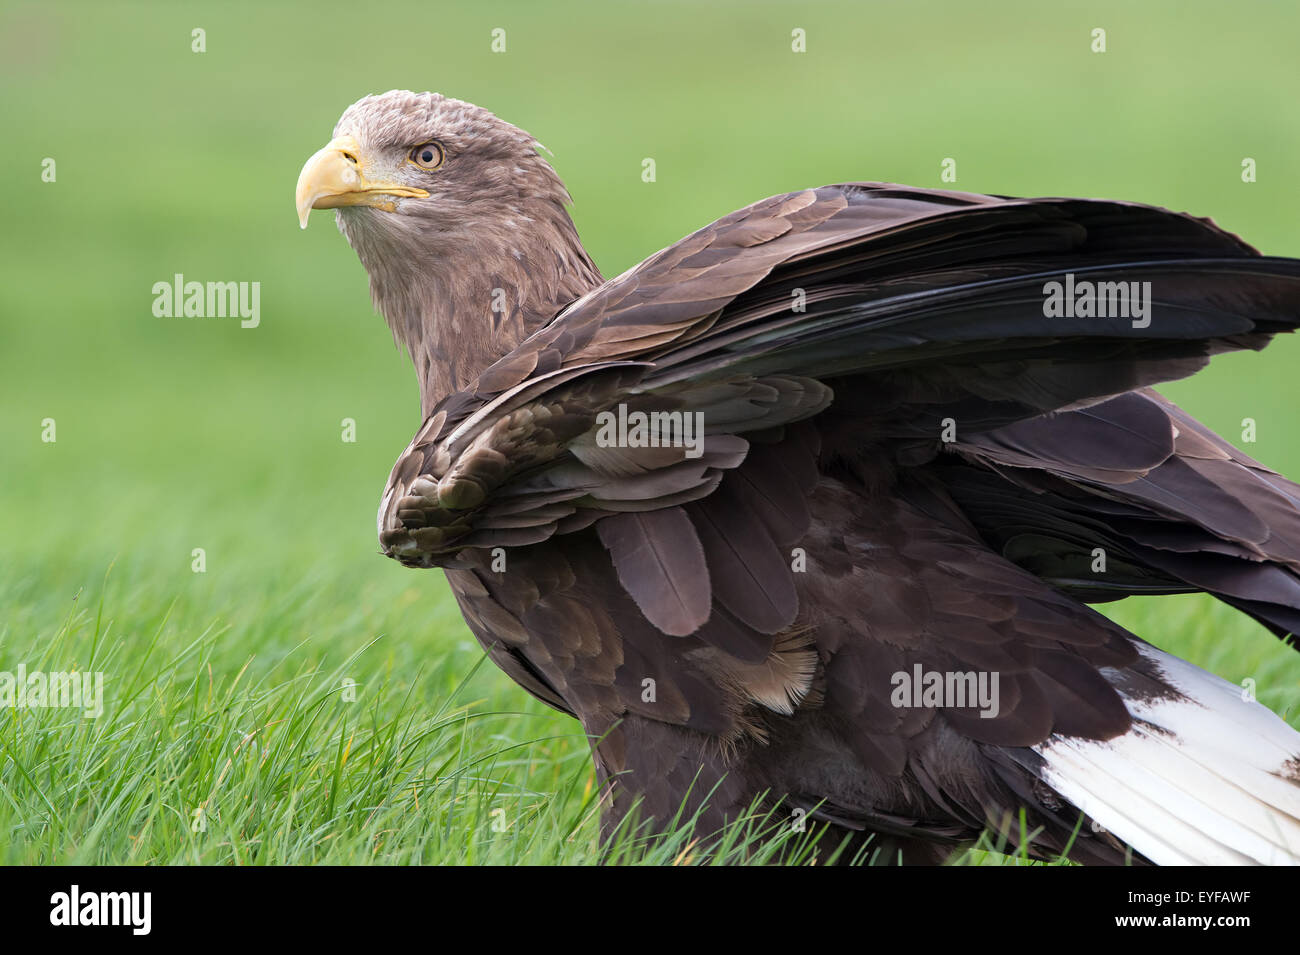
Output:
2,0,1299,864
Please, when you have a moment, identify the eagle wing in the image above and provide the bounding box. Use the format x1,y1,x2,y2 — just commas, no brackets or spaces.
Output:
379,182,1300,642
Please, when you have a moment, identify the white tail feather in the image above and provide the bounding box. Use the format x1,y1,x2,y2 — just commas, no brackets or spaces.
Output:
1034,644,1300,865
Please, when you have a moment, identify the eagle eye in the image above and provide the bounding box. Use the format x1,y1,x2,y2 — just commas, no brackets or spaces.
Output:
409,141,444,170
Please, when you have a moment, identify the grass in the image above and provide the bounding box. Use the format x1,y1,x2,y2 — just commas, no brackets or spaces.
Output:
2,562,1295,865
2,0,1300,864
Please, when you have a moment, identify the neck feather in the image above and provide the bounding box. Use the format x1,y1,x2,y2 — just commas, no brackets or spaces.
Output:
341,200,602,415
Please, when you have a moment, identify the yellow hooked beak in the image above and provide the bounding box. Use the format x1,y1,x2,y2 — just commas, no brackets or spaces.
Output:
295,134,429,228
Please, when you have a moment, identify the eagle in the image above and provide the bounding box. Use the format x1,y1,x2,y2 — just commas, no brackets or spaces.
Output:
296,90,1300,865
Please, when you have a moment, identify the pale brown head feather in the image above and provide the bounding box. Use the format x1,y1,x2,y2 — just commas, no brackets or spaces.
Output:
329,90,603,412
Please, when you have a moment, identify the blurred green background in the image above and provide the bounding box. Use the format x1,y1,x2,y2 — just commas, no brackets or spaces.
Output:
1,0,1298,862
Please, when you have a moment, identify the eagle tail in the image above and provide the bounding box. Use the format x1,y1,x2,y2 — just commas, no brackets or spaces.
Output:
1032,643,1300,865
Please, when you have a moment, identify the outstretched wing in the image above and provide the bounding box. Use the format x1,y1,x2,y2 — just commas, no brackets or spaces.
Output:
379,182,1300,645
941,387,1300,640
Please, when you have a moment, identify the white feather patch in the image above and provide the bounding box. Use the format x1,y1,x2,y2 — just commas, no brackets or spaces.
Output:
1034,643,1300,865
